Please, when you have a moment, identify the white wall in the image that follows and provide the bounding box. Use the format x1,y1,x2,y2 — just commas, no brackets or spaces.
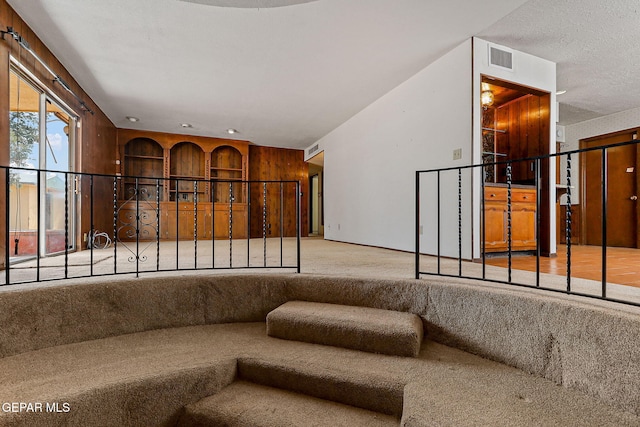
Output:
473,38,557,257
312,40,474,257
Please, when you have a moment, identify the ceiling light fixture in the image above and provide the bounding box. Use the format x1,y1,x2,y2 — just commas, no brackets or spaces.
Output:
556,90,567,95
481,90,494,107
126,116,140,122
227,128,239,134
181,123,192,128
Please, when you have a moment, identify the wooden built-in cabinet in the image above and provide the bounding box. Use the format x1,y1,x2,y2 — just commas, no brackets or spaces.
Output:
484,184,537,252
116,129,308,242
117,129,249,240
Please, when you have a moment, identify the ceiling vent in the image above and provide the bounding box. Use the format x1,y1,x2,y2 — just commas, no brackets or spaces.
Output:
488,44,513,71
307,144,319,156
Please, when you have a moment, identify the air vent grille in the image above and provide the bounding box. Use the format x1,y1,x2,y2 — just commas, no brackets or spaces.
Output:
308,144,319,155
489,46,513,70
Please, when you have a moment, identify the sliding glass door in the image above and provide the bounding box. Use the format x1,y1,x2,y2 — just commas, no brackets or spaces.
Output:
9,66,77,258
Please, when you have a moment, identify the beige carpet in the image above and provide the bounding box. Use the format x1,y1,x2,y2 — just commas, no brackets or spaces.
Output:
1,323,638,426
266,301,423,357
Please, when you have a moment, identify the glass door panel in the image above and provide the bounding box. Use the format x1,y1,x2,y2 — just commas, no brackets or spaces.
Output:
44,100,74,254
8,69,41,258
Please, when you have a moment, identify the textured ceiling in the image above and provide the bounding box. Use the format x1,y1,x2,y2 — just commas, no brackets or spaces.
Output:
479,0,640,125
5,0,528,148
7,0,636,149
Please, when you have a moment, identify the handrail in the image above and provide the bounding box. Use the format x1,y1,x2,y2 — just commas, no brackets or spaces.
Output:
415,139,640,307
1,168,301,286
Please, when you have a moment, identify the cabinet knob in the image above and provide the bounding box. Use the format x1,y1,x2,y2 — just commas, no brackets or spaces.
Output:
490,193,496,198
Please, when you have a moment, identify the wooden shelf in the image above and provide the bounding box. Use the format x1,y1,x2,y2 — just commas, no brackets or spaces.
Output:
124,178,164,185
169,174,205,179
124,154,164,160
211,167,243,172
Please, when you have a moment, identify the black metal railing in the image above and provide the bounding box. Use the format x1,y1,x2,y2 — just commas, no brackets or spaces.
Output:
415,139,640,307
1,167,301,286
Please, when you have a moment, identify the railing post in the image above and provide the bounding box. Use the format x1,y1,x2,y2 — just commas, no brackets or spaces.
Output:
481,165,486,279
535,158,541,287
113,176,118,274
90,174,94,277
175,178,179,270
36,170,42,281
280,182,284,268
437,170,441,275
135,177,140,278
64,173,69,279
212,181,215,268
229,181,233,268
263,181,267,267
5,167,10,286
506,162,512,283
247,181,251,268
601,148,608,298
415,171,420,280
566,153,572,292
194,180,198,269
156,178,160,272
458,168,462,276
296,181,301,273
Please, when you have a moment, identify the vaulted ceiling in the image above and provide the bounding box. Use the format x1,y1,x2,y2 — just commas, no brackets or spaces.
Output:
7,0,640,148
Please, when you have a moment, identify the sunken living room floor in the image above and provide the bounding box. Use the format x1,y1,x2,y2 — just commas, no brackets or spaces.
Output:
0,274,639,426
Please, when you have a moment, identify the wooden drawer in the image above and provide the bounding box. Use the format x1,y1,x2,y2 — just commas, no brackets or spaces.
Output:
485,188,507,202
484,187,536,203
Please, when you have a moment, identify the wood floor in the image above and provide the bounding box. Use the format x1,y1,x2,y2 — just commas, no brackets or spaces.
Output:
484,245,640,288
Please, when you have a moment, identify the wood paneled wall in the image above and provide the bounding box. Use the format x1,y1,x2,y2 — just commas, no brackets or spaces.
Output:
0,0,118,261
495,94,548,184
249,146,308,238
557,204,581,245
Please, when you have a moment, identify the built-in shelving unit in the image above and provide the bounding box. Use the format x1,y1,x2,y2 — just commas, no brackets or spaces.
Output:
117,129,250,240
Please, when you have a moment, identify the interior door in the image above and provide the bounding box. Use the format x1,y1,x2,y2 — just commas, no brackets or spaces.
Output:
581,130,638,248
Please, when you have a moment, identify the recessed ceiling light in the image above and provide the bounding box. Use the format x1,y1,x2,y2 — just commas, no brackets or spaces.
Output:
126,116,140,122
180,123,192,128
556,90,567,95
227,128,239,134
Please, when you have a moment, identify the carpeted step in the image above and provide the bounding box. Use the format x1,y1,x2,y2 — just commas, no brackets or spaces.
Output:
266,301,423,357
237,357,404,417
177,380,399,427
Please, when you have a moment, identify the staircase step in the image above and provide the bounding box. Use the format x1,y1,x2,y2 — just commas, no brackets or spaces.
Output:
178,381,399,427
266,301,423,357
238,357,404,417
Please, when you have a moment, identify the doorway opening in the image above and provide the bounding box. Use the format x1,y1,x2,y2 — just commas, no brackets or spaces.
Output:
480,75,552,256
307,152,324,237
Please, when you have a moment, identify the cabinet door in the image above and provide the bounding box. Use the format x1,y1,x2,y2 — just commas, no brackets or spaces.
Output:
484,201,507,251
213,204,247,239
160,203,208,240
116,203,159,242
511,203,537,250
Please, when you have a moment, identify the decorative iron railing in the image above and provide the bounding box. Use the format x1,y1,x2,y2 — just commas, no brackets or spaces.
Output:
1,167,301,285
415,139,640,307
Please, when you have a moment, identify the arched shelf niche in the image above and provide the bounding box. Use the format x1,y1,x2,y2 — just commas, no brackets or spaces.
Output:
123,137,164,201
211,145,245,203
169,141,205,202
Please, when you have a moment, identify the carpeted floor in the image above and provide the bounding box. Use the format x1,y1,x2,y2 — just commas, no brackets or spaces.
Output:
1,323,638,426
